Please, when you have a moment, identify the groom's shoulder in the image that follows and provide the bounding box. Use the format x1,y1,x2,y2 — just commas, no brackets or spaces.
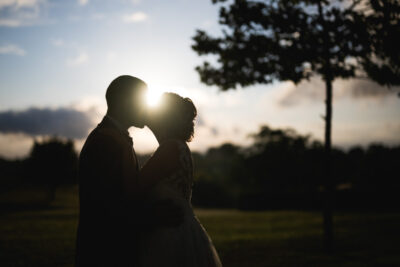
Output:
85,126,125,150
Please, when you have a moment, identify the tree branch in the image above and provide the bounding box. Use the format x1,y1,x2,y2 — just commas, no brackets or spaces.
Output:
349,0,363,11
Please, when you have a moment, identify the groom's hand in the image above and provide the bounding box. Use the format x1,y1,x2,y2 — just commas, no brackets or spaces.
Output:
153,199,185,228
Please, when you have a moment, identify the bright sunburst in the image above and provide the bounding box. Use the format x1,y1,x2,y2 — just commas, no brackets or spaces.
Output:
146,85,164,107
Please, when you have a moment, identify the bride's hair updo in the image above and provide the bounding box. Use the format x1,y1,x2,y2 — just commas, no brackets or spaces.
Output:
158,92,197,142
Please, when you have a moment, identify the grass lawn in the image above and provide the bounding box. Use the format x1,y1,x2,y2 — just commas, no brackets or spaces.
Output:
1,186,400,266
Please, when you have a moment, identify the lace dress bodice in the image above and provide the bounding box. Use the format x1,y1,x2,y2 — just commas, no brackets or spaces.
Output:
151,140,194,204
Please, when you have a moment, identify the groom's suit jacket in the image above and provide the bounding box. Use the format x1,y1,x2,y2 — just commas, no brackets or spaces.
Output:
75,116,140,267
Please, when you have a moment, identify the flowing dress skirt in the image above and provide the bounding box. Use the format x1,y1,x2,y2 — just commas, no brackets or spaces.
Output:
140,202,222,267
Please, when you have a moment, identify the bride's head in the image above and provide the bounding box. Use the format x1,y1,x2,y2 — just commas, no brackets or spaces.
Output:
146,92,197,142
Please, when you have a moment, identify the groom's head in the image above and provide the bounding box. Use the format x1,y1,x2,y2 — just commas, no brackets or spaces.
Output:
106,75,148,128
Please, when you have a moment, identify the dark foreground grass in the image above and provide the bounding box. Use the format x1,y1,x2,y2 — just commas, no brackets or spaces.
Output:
1,186,400,267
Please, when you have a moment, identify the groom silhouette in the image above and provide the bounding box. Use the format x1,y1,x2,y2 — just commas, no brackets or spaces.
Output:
75,75,182,266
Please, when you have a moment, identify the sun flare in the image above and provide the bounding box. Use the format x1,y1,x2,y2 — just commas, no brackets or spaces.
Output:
146,85,164,107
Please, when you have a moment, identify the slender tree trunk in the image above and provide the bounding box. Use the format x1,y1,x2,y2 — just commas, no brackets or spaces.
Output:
317,0,334,252
323,78,334,252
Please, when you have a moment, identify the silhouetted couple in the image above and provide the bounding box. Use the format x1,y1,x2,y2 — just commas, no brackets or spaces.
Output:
75,75,222,267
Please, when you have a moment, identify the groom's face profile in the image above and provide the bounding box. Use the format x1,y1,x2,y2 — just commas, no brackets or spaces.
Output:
125,86,147,128
106,75,148,128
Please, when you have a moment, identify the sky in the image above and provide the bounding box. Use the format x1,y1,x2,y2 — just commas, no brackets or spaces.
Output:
0,0,399,159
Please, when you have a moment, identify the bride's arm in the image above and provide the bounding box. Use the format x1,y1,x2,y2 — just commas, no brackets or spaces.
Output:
136,140,180,192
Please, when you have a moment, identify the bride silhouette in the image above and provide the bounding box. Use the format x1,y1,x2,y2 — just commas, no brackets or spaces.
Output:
138,92,222,267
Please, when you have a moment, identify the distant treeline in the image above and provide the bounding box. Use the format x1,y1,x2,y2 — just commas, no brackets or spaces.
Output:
1,126,399,210
190,126,400,210
0,138,78,202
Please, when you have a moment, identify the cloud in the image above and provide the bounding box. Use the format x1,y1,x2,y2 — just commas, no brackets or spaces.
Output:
0,133,34,159
0,107,95,139
67,52,88,66
0,0,46,27
195,113,218,134
336,79,400,99
0,44,26,56
77,0,88,6
0,18,21,26
123,11,148,23
195,113,205,126
278,79,324,107
278,78,400,107
201,19,215,29
332,121,400,148
50,38,64,47
210,126,219,136
0,0,40,9
50,40,89,67
91,13,105,20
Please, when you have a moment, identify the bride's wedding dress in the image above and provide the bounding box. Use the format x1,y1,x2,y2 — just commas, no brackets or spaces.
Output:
140,140,222,267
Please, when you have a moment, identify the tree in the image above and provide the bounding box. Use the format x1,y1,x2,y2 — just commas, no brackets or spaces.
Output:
192,0,400,251
28,137,78,202
362,0,400,87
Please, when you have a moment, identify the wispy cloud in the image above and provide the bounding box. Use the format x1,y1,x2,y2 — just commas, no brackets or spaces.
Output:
0,0,41,9
278,78,400,107
67,52,88,66
77,0,88,6
0,18,21,27
0,0,46,27
50,39,89,67
123,11,148,23
0,44,26,56
201,19,215,29
50,38,64,47
91,13,105,20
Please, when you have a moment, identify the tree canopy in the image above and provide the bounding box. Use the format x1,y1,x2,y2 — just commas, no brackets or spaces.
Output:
192,0,400,89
